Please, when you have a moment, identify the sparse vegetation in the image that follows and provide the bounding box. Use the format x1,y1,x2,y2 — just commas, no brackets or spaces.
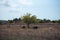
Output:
22,26,26,28
57,19,60,23
33,26,38,29
0,13,60,40
0,26,60,40
21,13,38,28
0,20,2,25
8,20,13,24
0,13,60,25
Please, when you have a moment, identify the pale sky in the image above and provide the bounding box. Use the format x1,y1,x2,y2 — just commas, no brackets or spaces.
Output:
0,0,60,20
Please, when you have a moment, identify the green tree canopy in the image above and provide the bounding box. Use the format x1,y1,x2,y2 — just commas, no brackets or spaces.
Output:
0,20,2,24
22,13,38,28
8,20,13,24
57,19,60,23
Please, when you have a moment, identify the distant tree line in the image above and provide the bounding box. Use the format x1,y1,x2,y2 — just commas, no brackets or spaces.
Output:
0,13,60,25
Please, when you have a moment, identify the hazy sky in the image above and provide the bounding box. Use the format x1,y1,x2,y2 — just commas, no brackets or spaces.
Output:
0,0,60,20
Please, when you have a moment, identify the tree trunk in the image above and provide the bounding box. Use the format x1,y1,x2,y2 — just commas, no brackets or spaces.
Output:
27,23,29,28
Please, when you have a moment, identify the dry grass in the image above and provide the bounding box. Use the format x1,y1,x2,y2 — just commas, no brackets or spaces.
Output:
0,25,60,40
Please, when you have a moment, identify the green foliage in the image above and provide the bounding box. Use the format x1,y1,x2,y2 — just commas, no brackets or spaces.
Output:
57,19,60,23
52,20,57,23
22,13,38,24
13,18,22,23
13,18,19,21
8,20,13,24
46,19,51,22
13,18,21,21
22,13,38,28
31,15,38,24
22,13,31,24
0,20,2,24
42,19,51,23
37,19,51,23
43,19,47,23
37,19,43,23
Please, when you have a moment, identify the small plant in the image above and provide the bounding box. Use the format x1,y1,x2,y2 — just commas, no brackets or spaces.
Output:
22,26,25,28
33,26,38,29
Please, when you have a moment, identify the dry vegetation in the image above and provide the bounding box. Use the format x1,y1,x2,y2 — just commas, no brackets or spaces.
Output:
0,25,60,40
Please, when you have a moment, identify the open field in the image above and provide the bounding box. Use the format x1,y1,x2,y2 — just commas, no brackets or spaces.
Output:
0,24,60,40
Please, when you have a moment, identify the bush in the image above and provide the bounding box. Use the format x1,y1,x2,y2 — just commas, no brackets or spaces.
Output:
0,21,2,25
33,26,38,29
22,26,25,28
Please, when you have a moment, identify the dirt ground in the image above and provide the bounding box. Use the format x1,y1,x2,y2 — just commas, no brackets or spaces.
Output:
0,25,60,40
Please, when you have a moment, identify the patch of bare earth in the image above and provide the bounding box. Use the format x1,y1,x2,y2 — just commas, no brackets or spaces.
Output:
0,26,60,40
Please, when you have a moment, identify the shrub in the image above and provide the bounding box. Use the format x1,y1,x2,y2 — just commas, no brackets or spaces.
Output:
33,26,38,29
22,26,25,28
